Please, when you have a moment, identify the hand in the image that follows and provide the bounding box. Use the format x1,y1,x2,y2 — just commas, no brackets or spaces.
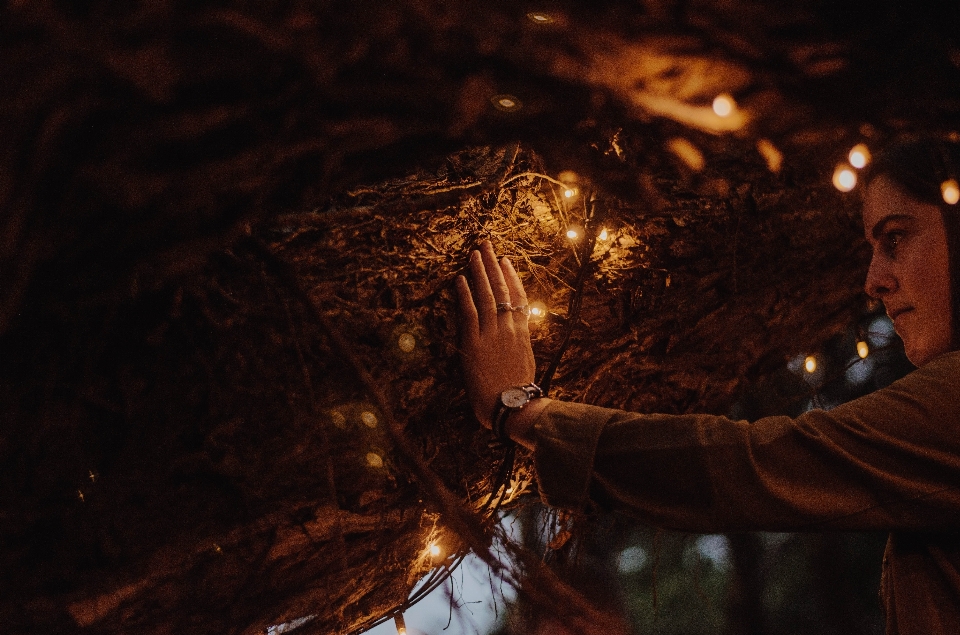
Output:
456,241,537,429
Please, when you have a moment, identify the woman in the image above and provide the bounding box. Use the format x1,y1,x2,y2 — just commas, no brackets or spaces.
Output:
456,138,960,634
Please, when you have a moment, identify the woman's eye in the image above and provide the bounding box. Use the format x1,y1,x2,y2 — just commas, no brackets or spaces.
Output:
882,231,903,254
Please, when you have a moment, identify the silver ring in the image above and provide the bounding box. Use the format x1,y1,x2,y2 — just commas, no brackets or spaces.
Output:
511,304,530,318
496,302,513,313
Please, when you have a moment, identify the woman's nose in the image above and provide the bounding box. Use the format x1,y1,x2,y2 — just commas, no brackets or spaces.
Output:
864,254,897,298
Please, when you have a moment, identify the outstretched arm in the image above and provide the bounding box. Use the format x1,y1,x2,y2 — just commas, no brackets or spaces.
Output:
456,240,551,448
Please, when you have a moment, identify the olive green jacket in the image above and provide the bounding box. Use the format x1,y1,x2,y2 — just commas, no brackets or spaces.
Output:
533,351,960,634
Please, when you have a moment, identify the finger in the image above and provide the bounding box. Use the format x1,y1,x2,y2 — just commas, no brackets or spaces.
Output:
501,256,528,305
501,256,531,333
469,249,497,332
456,275,479,343
480,241,512,319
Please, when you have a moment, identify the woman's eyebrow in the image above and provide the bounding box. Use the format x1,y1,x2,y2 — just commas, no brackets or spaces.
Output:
871,214,916,240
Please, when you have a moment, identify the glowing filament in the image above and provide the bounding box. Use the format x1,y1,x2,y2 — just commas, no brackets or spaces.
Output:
397,332,416,353
848,144,871,169
804,356,817,373
857,341,869,359
833,165,857,192
942,179,959,205
712,94,735,117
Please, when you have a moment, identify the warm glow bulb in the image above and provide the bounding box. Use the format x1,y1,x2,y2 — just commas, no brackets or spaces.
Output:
526,11,554,23
397,332,416,353
942,179,960,205
361,411,378,428
804,356,817,373
429,543,441,557
598,228,609,240
366,452,383,468
564,188,575,198
848,144,871,169
712,94,735,117
566,228,580,240
833,165,857,192
857,341,869,359
528,302,547,321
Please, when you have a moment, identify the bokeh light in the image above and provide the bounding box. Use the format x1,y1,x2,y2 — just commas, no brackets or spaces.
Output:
848,144,871,169
712,94,735,117
833,165,857,192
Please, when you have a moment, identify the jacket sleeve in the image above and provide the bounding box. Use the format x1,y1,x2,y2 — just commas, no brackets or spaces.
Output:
532,351,960,532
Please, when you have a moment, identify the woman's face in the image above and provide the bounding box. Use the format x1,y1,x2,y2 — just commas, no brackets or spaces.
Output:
863,175,953,366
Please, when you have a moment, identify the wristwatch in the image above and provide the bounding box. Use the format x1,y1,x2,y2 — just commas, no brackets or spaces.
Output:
491,383,543,443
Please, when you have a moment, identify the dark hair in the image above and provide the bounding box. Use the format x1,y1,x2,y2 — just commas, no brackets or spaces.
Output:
866,137,960,348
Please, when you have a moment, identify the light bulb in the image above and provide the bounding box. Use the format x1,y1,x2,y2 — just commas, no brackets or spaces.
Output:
397,332,416,353
429,543,441,557
833,165,857,192
526,11,554,23
491,94,521,112
857,341,869,359
528,302,547,321
366,452,383,468
712,94,735,117
566,227,581,240
361,411,378,428
804,356,817,373
848,143,871,169
942,179,959,205
598,228,609,240
564,188,577,198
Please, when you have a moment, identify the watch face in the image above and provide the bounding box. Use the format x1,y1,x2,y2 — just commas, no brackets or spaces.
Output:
501,387,529,409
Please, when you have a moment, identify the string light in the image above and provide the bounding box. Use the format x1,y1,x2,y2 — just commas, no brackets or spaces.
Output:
832,164,857,192
563,187,578,199
397,332,416,353
528,302,547,321
366,452,383,468
394,615,407,635
526,11,554,23
491,94,522,112
565,226,582,241
804,356,817,373
361,411,378,428
848,143,871,169
857,341,869,359
598,228,609,241
942,179,959,205
712,93,735,117
428,542,442,558
330,410,347,429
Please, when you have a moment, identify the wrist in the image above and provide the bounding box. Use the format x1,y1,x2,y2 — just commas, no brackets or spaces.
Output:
491,383,543,446
504,398,550,449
